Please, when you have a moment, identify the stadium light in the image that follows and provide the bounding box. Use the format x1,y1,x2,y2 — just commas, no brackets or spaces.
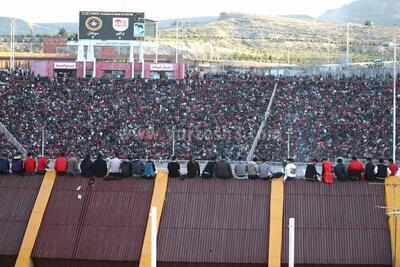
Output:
175,20,179,64
287,129,292,159
389,32,397,162
346,23,350,65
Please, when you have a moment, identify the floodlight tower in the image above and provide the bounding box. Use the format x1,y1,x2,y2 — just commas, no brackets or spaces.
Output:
9,18,16,71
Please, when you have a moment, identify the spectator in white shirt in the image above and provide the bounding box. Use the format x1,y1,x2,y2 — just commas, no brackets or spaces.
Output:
284,158,297,182
108,154,122,180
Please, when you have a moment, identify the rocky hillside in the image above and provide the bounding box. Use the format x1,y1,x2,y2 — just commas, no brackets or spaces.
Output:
159,13,400,63
320,0,400,26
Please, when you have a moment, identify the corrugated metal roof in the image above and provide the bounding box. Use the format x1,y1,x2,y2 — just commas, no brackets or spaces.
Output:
0,174,43,267
32,176,154,267
281,180,392,266
158,179,271,266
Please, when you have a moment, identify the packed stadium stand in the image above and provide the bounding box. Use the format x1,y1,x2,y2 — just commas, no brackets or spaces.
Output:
0,71,396,161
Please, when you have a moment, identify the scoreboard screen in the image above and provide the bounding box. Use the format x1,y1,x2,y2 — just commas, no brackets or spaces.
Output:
79,11,145,40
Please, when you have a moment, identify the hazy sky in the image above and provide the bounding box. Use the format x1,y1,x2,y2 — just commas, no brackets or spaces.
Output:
2,0,354,22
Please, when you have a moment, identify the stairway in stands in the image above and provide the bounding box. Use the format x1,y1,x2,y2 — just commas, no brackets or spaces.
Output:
0,121,27,156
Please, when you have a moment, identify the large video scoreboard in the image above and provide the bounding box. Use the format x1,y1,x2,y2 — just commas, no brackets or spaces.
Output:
79,11,145,40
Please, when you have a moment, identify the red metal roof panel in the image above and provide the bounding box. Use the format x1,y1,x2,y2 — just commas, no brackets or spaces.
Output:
281,180,391,266
32,176,154,266
158,179,270,265
0,174,43,267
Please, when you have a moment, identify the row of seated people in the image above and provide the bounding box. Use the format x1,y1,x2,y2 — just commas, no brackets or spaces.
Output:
303,156,398,184
0,152,158,179
1,152,397,183
0,152,48,175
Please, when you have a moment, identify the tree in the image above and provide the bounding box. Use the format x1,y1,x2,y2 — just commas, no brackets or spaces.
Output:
57,27,67,37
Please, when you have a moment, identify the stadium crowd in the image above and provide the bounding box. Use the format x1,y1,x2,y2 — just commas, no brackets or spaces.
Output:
0,71,274,159
0,71,397,163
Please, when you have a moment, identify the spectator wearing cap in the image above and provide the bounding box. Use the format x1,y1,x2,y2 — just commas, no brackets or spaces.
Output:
67,153,80,176
93,153,108,178
388,159,398,176
24,152,36,174
0,153,10,175
284,158,297,182
37,155,49,174
167,155,181,178
305,159,320,181
187,156,200,178
374,158,391,180
347,156,364,181
234,156,248,180
247,157,259,180
11,152,24,175
364,157,376,181
54,152,68,175
80,154,94,177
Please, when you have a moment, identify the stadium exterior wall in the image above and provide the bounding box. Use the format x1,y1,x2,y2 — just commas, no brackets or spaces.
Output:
31,60,185,79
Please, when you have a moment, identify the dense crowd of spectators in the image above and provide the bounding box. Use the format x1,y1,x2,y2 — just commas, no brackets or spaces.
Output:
0,70,397,161
0,71,274,159
256,75,395,161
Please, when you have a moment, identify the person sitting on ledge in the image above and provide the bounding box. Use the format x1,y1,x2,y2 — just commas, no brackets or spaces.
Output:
201,156,216,179
142,157,156,179
187,156,200,178
0,153,10,175
215,156,233,179
168,155,181,178
54,152,68,176
374,158,391,180
93,153,107,178
37,155,49,175
11,152,24,176
284,158,297,182
24,152,36,174
305,159,320,181
234,156,248,180
80,154,94,178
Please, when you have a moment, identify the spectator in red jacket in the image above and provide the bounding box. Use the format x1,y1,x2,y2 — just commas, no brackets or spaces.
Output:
37,155,49,174
388,158,398,176
322,158,334,184
347,156,364,181
54,152,68,175
24,152,36,174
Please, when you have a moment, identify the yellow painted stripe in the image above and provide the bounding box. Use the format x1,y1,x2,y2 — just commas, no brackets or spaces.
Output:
385,176,400,267
139,171,169,267
268,178,284,267
15,171,57,267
